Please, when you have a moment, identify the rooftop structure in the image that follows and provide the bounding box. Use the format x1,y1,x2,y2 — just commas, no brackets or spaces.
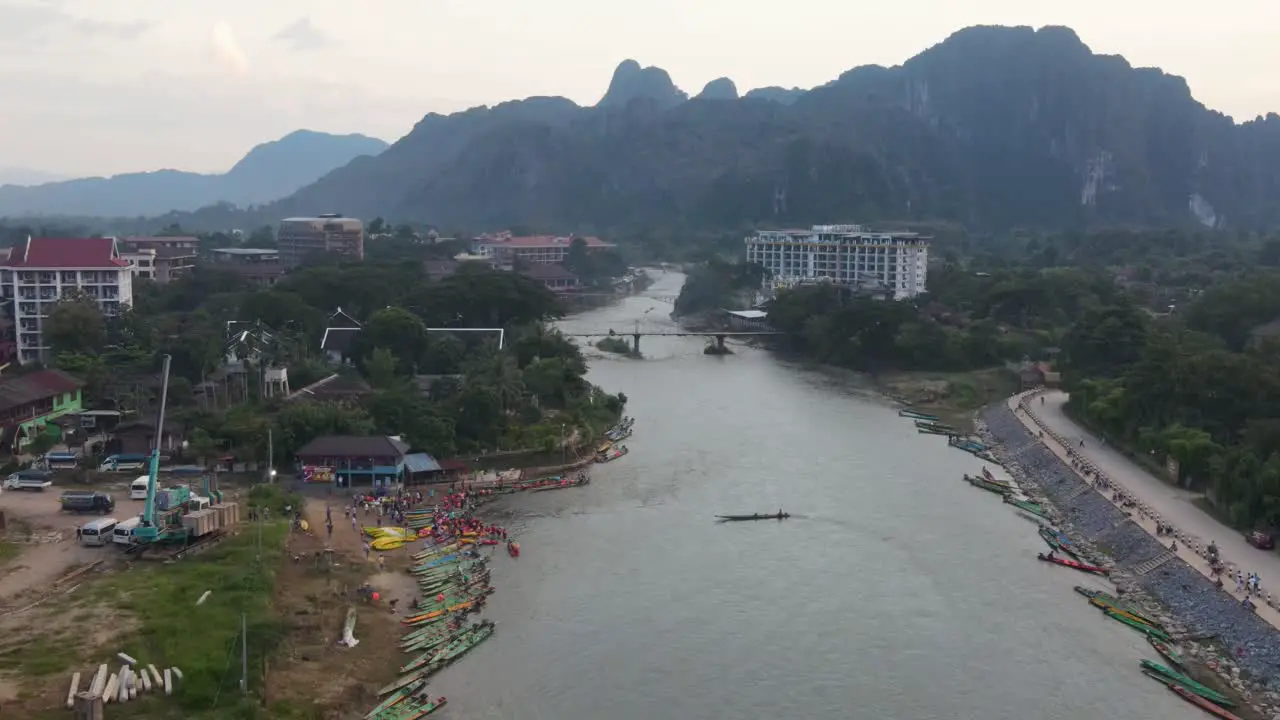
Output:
207,247,283,287
518,263,581,293
745,224,929,300
0,237,134,363
278,215,364,267
0,369,85,450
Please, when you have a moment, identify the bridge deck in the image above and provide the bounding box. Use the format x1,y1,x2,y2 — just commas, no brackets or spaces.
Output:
563,331,780,337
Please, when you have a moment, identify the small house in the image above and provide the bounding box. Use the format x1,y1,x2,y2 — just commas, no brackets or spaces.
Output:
321,308,362,364
110,415,185,456
295,435,409,488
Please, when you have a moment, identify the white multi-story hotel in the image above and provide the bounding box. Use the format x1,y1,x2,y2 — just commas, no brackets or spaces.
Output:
0,237,134,363
745,224,929,299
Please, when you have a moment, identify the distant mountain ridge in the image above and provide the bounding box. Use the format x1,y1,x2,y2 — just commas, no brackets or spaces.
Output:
246,25,1279,233
0,130,388,218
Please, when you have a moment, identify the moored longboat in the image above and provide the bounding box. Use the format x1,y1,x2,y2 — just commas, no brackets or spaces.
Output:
1140,659,1235,707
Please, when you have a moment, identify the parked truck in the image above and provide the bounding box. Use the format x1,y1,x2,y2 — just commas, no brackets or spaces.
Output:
4,469,54,491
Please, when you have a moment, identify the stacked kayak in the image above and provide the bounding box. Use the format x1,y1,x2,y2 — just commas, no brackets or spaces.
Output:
366,526,414,551
1140,659,1235,708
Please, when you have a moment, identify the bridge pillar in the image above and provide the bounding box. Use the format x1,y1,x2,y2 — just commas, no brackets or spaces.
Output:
632,334,641,354
715,334,726,352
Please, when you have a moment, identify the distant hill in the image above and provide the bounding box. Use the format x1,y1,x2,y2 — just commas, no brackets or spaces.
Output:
0,130,388,217
247,25,1280,234
0,168,67,187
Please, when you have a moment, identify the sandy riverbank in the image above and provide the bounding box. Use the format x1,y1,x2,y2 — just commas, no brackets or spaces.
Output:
980,392,1280,717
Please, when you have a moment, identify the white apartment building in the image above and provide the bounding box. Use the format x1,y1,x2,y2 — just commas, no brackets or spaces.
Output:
745,224,929,300
0,237,134,363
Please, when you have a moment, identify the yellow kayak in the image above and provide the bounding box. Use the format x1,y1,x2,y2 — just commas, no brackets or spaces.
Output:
372,536,407,551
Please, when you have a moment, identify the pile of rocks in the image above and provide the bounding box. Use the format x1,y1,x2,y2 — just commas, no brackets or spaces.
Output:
980,398,1280,706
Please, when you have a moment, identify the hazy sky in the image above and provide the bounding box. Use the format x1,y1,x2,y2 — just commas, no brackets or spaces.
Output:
3,0,1277,178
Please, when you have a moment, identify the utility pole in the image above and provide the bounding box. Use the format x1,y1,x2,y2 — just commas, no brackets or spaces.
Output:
239,613,248,695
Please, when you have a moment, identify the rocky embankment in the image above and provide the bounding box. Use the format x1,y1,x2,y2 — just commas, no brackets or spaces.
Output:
980,398,1280,714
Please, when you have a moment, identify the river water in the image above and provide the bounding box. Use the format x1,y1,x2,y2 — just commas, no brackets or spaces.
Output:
433,271,1201,720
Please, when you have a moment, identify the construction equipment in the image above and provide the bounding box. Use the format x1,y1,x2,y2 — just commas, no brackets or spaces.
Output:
128,356,238,557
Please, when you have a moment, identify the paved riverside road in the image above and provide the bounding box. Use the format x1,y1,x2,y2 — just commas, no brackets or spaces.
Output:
1014,390,1280,629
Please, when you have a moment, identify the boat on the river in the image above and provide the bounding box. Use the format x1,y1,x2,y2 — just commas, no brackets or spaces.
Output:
965,474,1013,495
1140,660,1235,707
1005,497,1049,519
898,409,939,421
1037,553,1108,575
716,512,789,522
1167,684,1243,719
1104,610,1171,640
1148,638,1187,672
532,474,590,492
605,418,634,441
597,445,629,463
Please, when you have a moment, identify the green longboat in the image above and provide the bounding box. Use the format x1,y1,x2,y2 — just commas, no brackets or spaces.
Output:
1103,609,1170,640
1140,660,1234,707
1004,497,1049,519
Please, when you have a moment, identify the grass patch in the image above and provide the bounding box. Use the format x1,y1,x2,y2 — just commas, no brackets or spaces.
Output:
100,521,291,718
246,484,304,518
0,541,19,563
879,367,1019,430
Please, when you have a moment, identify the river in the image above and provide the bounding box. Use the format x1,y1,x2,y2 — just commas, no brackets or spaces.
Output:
431,271,1202,720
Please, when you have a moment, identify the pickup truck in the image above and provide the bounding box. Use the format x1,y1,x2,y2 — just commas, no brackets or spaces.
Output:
4,475,53,491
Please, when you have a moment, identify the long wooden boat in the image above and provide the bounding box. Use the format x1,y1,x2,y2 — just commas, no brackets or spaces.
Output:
1105,610,1171,640
531,476,590,492
915,420,958,433
1149,638,1187,672
402,599,476,626
898,409,939,421
1005,498,1049,518
1037,553,1108,575
716,513,789,521
1168,684,1243,720
1140,660,1234,706
1079,588,1156,622
596,446,629,463
965,475,1012,495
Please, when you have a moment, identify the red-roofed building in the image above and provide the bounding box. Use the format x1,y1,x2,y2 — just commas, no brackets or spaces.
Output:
471,231,613,267
0,236,135,364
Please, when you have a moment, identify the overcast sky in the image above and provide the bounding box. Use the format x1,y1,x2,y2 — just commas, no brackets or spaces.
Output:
3,0,1277,178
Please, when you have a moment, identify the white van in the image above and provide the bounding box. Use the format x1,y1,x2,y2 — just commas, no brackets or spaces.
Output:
130,476,151,500
80,517,118,547
112,517,141,546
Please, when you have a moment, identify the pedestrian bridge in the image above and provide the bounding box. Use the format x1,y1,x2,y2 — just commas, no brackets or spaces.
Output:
563,328,781,353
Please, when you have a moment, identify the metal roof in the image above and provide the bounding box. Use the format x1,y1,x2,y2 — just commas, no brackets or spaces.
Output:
404,453,442,474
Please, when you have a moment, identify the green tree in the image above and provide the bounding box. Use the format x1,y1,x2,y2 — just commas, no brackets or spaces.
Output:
45,289,106,355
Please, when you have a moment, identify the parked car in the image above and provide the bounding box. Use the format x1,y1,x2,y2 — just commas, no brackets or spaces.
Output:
1246,531,1275,550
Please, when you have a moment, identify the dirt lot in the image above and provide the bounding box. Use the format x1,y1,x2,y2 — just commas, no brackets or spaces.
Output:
0,482,413,719
0,480,137,604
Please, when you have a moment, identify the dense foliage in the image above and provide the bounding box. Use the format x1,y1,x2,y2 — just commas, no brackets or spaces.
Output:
767,265,1120,372
1063,275,1280,530
673,260,767,316
41,258,623,464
